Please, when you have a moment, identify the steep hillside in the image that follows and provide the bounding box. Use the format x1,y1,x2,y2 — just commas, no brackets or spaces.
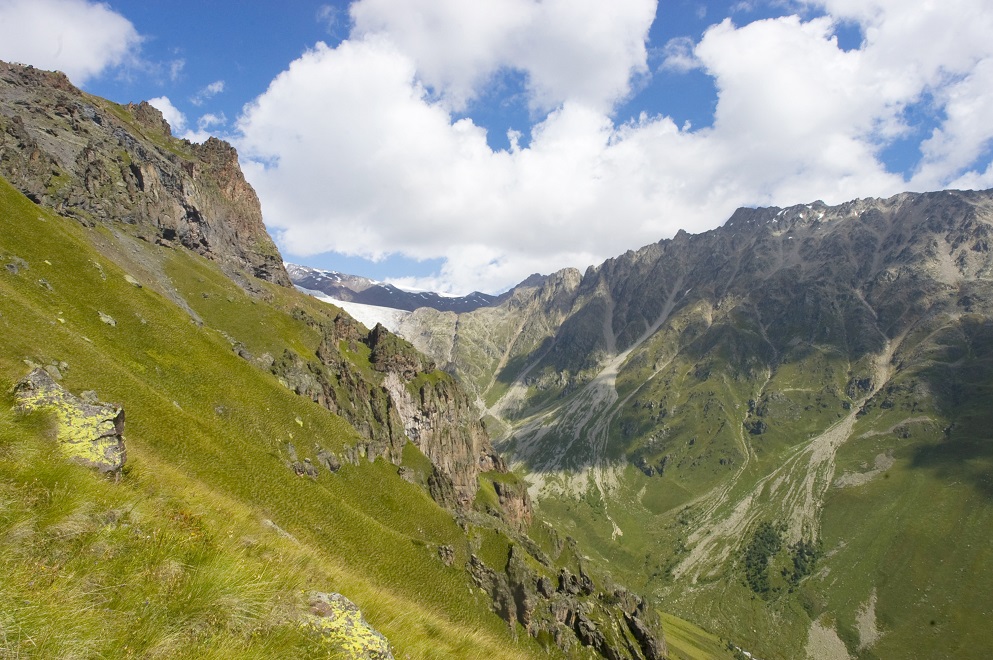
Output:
404,190,993,658
0,61,674,659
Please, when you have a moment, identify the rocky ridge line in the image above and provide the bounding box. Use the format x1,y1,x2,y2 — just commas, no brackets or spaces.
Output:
0,60,290,290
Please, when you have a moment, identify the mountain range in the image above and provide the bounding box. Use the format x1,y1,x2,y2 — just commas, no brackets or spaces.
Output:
287,263,505,313
390,189,993,658
3,58,993,660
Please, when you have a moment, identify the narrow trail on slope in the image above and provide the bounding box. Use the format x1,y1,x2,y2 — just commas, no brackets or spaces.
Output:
674,334,906,583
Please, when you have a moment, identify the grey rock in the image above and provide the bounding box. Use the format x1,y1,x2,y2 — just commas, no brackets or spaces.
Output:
0,61,291,290
317,448,341,473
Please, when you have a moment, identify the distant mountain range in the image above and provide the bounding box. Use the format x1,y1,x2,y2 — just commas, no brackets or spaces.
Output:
285,263,511,313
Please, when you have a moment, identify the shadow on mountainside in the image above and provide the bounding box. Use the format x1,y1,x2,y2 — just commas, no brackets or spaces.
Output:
910,317,993,500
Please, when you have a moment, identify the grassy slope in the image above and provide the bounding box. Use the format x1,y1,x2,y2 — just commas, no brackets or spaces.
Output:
528,292,993,658
0,176,549,658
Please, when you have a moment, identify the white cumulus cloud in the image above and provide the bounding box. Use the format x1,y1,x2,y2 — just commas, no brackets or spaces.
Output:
191,79,225,106
237,0,993,294
349,0,656,112
0,0,141,84
148,96,187,133
148,96,224,144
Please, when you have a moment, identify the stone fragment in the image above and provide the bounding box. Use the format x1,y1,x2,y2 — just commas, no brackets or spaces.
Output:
317,448,341,473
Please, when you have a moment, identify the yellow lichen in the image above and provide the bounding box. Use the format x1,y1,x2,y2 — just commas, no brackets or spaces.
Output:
14,369,126,473
302,592,394,660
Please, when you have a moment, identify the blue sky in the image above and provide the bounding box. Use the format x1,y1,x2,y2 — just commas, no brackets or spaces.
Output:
2,0,992,294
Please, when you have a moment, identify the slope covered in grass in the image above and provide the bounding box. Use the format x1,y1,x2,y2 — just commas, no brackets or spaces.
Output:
0,175,551,658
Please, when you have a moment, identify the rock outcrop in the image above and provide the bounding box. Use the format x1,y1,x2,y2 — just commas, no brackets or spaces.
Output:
13,368,126,474
467,542,667,658
270,311,531,521
303,592,394,660
0,60,290,289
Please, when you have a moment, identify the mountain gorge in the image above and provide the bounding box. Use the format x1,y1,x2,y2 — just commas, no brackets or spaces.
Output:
397,190,993,657
0,61,671,659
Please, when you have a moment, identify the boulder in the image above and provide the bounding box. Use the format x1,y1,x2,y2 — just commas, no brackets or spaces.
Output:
13,368,126,473
437,544,456,566
304,592,394,659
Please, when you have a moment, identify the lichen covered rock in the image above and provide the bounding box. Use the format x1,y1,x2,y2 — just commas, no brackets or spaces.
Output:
303,592,394,659
13,368,126,473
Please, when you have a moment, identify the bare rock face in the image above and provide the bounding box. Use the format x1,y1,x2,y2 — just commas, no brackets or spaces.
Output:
467,543,667,658
13,368,126,474
0,60,290,289
381,369,500,506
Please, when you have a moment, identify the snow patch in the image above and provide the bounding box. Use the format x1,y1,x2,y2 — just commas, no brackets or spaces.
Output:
296,287,411,333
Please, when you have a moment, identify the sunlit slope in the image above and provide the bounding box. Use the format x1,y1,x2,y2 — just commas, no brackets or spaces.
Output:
0,175,546,658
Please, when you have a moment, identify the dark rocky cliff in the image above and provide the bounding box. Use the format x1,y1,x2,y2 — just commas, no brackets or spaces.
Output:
0,60,290,289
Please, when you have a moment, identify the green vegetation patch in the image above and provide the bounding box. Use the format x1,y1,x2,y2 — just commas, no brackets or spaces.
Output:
0,175,536,658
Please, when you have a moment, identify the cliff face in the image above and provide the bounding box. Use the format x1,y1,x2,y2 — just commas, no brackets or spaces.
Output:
0,60,289,289
271,308,532,525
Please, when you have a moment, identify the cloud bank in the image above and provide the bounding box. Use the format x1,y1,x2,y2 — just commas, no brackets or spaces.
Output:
6,0,988,296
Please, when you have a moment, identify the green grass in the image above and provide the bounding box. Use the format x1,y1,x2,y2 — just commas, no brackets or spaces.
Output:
660,613,734,660
0,175,543,658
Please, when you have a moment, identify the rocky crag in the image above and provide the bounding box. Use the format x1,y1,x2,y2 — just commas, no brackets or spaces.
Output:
0,60,289,289
269,308,531,526
468,541,666,659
